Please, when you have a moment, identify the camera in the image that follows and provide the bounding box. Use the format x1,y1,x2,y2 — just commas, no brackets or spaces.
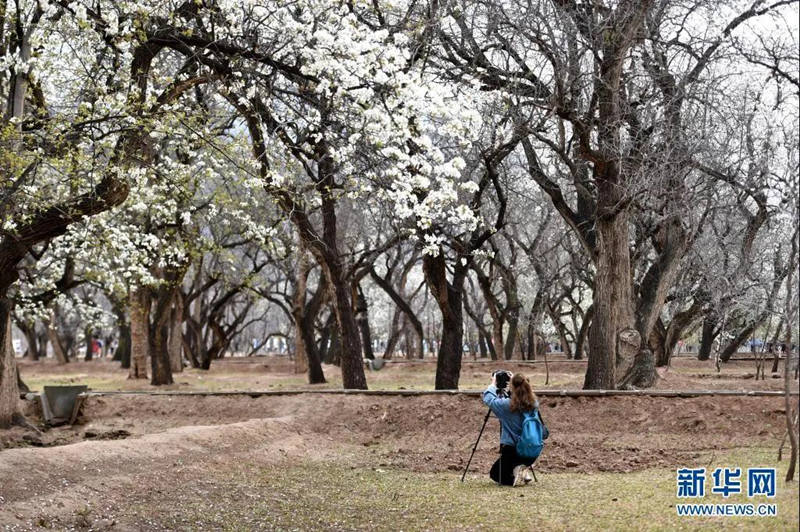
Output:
492,369,512,390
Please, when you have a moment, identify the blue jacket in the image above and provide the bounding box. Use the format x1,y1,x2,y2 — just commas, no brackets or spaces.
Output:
483,384,538,446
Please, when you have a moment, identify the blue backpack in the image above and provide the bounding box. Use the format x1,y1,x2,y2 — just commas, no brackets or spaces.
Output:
516,408,549,461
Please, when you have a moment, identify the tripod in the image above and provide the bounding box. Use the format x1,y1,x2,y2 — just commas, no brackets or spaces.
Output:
460,407,538,483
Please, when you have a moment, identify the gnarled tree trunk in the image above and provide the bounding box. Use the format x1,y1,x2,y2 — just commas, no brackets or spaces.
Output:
129,288,150,379
423,252,466,390
0,299,20,427
168,293,184,373
149,283,174,386
585,213,636,389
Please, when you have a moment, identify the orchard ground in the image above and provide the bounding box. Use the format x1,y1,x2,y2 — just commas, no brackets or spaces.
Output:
0,355,797,531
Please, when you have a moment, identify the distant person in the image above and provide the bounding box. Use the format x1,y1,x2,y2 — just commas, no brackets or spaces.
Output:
91,336,102,357
483,372,542,486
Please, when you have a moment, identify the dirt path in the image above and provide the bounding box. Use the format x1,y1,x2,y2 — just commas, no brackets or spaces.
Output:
0,393,790,530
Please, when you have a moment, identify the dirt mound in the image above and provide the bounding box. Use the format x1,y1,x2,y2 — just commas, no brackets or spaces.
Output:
3,393,787,472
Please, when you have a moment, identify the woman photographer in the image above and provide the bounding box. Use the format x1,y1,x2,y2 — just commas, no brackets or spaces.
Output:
482,372,539,486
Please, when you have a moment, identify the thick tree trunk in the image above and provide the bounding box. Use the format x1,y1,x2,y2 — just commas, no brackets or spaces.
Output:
84,326,93,361
436,298,464,389
168,293,184,373
585,214,636,389
423,253,466,390
0,298,20,428
698,314,717,361
149,284,174,386
115,322,131,368
300,319,326,384
293,247,311,375
129,288,150,379
294,262,327,384
719,320,760,363
326,269,366,388
293,317,310,375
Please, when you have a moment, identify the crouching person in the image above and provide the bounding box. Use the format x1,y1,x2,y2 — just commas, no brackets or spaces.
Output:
483,372,542,486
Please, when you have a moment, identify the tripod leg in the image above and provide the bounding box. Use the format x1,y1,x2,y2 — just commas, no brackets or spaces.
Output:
530,466,537,483
461,408,493,482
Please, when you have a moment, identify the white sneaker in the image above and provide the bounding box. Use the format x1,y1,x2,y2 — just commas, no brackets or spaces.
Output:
512,465,526,487
523,469,533,484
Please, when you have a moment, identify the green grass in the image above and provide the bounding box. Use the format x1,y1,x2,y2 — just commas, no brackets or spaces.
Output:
133,447,799,531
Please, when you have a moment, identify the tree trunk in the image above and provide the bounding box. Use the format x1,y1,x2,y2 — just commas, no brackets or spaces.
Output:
84,326,93,361
478,330,488,359
293,246,311,375
292,270,327,384
115,322,131,368
47,320,69,364
423,252,466,390
36,328,48,361
548,303,573,359
325,269,366,388
585,213,636,389
20,322,39,361
293,317,310,375
149,283,174,386
782,226,798,481
382,309,402,360
0,298,20,428
574,304,593,360
168,293,184,373
325,321,342,366
698,314,717,361
129,288,150,379
354,285,375,360
770,318,784,373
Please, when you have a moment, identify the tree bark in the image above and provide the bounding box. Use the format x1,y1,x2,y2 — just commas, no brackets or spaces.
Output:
115,322,131,368
293,245,311,375
168,292,184,373
782,226,798,481
292,247,326,384
354,285,375,360
84,326,93,361
19,321,40,361
0,298,20,427
382,309,402,360
698,314,718,361
585,213,636,389
149,283,174,386
574,304,593,360
129,288,150,379
423,252,466,390
47,319,69,364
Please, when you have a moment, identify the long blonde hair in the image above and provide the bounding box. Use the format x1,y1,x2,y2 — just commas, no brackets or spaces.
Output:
509,373,537,412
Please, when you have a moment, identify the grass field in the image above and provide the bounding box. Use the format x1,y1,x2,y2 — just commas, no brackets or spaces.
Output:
120,448,799,531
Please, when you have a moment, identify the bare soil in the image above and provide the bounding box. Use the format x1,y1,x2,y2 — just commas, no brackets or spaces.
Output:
1,355,797,530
